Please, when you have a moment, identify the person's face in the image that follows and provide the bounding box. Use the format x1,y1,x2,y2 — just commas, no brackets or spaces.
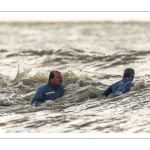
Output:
50,71,63,88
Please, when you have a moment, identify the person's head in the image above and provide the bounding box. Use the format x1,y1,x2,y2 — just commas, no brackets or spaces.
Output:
49,70,63,88
123,68,135,81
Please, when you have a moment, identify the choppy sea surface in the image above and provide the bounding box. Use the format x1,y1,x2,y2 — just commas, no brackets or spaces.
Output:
0,21,150,133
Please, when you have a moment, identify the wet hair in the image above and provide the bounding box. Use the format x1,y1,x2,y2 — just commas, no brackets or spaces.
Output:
48,70,61,82
48,71,55,81
123,68,135,81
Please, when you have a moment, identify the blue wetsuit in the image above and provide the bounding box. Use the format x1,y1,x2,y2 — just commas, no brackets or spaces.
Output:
31,83,65,106
103,78,134,97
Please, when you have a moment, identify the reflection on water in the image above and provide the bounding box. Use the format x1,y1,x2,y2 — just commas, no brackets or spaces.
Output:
0,21,150,132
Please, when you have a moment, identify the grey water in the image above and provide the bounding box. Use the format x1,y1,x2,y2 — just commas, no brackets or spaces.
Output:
0,21,150,132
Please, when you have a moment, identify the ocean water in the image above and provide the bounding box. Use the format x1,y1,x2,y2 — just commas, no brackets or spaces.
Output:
0,21,150,133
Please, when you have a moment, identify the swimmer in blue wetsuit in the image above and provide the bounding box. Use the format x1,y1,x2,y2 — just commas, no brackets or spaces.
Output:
31,70,65,106
103,68,135,97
